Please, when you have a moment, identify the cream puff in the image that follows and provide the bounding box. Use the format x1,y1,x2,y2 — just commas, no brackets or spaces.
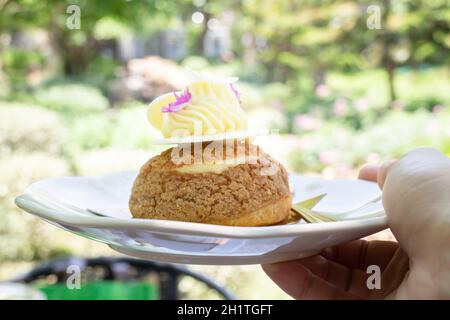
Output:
129,78,291,226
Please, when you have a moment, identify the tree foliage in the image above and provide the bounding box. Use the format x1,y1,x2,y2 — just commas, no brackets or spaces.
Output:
238,0,450,100
0,0,448,100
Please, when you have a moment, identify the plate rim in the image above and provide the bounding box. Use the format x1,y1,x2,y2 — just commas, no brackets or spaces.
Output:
108,244,324,265
15,192,387,239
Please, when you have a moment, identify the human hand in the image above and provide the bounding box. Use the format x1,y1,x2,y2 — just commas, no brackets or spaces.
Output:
262,148,450,299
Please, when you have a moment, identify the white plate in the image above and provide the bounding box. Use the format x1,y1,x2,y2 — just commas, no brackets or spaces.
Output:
151,129,270,145
15,171,387,265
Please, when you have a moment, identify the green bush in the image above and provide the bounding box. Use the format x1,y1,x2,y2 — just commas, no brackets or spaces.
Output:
403,97,443,112
112,103,163,149
1,48,46,77
181,55,211,70
0,153,70,262
84,56,121,92
356,110,450,158
396,68,450,111
288,109,450,174
63,113,115,153
62,102,164,158
0,102,63,156
33,83,109,113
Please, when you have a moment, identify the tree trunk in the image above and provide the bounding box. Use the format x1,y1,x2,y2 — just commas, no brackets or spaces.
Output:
386,60,397,103
381,0,397,104
47,4,99,75
196,11,211,55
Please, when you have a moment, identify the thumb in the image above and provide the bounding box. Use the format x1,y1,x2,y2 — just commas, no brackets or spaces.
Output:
377,160,396,189
381,148,450,258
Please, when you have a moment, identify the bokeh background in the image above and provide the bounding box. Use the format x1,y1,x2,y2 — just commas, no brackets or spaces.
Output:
0,0,449,299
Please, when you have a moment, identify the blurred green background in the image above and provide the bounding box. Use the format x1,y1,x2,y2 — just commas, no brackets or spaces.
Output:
0,0,449,299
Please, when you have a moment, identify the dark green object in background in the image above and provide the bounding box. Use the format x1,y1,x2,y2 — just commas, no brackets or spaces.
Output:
38,281,159,300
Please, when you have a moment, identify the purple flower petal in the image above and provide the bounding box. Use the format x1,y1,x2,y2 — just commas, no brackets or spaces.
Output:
162,88,192,113
230,83,241,103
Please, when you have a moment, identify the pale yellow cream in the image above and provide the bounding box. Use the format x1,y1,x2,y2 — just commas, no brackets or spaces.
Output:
175,156,258,174
148,80,248,138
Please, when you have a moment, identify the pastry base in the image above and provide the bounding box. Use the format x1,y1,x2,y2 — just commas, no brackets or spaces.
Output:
203,195,292,226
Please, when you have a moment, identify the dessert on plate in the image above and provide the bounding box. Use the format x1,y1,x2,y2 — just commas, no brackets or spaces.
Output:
129,78,291,226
